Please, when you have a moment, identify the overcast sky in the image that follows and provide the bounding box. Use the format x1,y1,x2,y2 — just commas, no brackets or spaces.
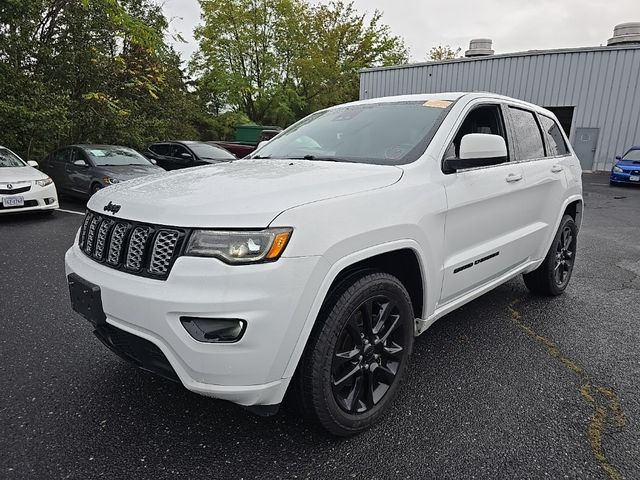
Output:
162,0,638,63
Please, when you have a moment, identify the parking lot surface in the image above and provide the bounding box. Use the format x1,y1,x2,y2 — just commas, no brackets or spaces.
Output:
1,174,639,479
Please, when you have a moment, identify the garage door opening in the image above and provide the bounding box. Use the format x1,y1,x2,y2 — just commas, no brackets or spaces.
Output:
543,107,574,138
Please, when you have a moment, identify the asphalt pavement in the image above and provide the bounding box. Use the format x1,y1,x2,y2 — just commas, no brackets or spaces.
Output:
1,174,639,479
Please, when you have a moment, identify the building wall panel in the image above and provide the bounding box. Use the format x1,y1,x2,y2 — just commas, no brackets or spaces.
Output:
360,46,640,170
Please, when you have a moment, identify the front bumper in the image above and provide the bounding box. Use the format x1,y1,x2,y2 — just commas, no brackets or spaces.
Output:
0,183,58,214
610,171,640,184
65,243,321,406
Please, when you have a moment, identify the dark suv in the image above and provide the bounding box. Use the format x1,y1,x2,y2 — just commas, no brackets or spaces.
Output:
145,141,235,170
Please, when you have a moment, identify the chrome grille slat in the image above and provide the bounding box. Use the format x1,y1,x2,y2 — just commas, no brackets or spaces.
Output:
125,226,151,271
84,216,101,254
93,219,114,260
77,211,184,279
107,223,128,265
149,230,180,275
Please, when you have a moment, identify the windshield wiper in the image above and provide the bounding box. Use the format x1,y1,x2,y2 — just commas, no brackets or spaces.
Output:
252,155,272,159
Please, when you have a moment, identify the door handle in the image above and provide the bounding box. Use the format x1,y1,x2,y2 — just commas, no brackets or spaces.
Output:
505,173,523,183
551,164,563,173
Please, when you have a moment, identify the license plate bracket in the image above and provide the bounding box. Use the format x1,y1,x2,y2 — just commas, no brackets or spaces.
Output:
68,273,106,326
2,196,24,207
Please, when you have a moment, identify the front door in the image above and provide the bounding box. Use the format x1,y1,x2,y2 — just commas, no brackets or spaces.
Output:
440,103,531,304
573,127,599,171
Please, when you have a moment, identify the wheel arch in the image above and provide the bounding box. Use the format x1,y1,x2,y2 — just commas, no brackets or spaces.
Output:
281,240,427,379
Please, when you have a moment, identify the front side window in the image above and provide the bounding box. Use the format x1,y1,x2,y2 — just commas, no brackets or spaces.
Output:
443,104,508,161
86,146,152,166
172,144,192,160
509,107,545,161
54,148,73,164
150,143,171,156
250,101,452,165
0,148,26,168
539,115,569,156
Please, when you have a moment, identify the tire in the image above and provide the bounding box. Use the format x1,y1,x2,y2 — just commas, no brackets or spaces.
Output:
295,271,414,436
523,214,578,296
90,183,103,196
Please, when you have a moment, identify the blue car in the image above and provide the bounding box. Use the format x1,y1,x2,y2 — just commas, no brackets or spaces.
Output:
610,146,640,186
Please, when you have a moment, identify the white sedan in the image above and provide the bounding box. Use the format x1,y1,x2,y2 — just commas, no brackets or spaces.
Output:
0,145,59,215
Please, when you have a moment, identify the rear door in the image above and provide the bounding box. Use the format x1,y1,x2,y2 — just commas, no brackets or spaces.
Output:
440,102,530,304
508,109,570,260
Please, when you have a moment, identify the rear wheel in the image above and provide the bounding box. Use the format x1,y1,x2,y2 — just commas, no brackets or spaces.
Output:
296,272,414,436
523,214,578,296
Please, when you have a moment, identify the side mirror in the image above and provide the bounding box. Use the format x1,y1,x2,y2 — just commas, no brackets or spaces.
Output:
73,159,88,167
149,158,157,165
256,140,270,150
27,160,40,169
180,152,192,159
615,155,622,161
444,134,508,172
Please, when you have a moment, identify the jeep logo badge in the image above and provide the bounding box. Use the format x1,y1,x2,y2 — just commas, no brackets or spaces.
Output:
104,201,121,214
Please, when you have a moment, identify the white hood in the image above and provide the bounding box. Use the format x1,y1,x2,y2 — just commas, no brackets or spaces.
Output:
88,159,403,227
0,166,49,183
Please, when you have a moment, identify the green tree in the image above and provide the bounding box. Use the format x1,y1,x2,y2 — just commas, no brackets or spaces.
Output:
193,0,407,126
427,45,462,61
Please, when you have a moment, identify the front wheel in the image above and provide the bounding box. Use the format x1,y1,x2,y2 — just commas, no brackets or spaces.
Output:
523,214,578,296
295,272,414,436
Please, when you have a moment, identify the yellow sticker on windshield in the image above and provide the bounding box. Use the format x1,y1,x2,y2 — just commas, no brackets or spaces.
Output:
423,100,452,108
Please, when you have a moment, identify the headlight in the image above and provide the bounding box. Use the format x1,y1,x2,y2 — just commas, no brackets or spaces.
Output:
612,165,623,173
35,177,53,187
103,176,120,185
185,228,292,264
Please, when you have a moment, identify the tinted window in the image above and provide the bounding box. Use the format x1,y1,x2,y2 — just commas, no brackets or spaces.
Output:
150,143,172,156
0,147,26,167
54,148,73,163
172,144,192,159
509,107,545,160
445,104,508,160
539,115,569,156
251,101,451,165
85,146,152,166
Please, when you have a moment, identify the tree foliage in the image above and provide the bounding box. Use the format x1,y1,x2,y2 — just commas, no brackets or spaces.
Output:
0,0,207,160
427,45,462,61
193,0,408,125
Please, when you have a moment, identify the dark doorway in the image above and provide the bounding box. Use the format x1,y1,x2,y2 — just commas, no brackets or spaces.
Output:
544,107,574,138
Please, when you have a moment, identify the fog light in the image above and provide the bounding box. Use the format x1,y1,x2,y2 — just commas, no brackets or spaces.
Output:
180,317,246,343
44,198,55,205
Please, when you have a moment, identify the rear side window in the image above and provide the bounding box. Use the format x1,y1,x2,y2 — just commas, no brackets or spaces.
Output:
539,115,569,156
54,148,73,163
508,107,545,160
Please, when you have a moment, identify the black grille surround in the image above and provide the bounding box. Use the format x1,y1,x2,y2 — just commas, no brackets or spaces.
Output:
0,185,31,194
78,210,190,280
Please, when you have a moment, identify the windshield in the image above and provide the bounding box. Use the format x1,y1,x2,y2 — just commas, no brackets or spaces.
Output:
622,149,640,162
250,100,452,165
86,146,152,166
0,148,26,168
189,143,235,160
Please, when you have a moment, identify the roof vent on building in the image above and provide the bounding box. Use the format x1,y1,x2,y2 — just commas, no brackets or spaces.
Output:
465,38,494,57
607,22,640,46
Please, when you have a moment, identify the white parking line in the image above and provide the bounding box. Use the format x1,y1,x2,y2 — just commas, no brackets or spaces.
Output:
57,208,84,216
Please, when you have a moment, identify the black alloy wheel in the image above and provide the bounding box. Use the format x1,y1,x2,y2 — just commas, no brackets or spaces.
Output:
553,224,576,288
331,296,406,414
296,272,414,436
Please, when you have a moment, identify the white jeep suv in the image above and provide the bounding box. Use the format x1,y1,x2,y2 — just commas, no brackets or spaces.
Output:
65,93,583,436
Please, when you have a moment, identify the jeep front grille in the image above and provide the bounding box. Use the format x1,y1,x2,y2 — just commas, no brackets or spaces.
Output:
78,210,188,279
